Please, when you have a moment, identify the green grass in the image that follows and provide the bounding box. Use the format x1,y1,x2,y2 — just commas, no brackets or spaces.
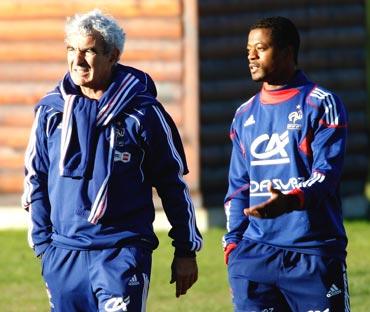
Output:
1,221,370,311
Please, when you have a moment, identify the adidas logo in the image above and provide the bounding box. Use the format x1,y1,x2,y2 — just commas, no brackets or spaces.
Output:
128,274,140,286
326,284,342,298
244,115,255,127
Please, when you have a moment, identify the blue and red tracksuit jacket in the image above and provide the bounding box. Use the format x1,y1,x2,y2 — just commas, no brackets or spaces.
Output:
224,70,348,260
22,64,202,257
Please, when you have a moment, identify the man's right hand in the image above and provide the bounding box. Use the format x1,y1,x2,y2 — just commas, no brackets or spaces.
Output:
170,256,198,298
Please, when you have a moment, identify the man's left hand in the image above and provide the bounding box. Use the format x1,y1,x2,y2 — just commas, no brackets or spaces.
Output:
244,183,299,218
170,256,198,298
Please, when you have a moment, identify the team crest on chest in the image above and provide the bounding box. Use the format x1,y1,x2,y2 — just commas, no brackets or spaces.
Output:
113,122,132,163
287,105,303,130
115,122,125,147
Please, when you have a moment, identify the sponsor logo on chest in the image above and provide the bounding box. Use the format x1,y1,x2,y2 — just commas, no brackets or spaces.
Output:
250,131,290,166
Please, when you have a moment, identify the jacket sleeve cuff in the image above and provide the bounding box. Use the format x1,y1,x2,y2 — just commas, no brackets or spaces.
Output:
224,242,238,265
174,248,196,258
288,188,305,209
34,242,51,258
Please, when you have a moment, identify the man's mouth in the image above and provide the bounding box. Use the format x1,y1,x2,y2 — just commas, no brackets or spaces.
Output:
249,63,259,74
73,67,89,74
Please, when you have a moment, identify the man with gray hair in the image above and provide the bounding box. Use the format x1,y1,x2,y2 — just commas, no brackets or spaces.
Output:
23,9,202,311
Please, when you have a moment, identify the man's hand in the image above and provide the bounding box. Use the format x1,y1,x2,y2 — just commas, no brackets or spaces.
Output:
170,256,198,298
244,183,299,218
224,243,237,265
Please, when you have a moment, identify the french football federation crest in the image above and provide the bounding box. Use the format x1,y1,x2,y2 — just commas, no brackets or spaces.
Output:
115,123,125,147
287,105,303,130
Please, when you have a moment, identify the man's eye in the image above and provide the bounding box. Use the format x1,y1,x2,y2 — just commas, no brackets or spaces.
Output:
66,47,75,52
85,49,96,55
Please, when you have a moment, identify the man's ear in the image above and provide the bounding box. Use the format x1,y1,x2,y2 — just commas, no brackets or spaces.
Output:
110,48,120,64
285,45,295,61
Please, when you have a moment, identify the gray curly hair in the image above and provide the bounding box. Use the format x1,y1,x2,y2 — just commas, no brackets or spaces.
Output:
65,9,125,57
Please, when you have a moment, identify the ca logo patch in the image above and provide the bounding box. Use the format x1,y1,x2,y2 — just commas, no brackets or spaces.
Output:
251,131,290,166
104,296,130,312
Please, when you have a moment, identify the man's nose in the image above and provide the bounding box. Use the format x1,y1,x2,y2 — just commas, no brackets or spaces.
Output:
74,51,85,64
248,48,257,61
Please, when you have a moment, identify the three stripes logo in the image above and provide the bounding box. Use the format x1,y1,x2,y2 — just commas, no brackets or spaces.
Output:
297,171,325,188
310,87,340,126
326,284,342,298
128,274,140,286
243,115,256,127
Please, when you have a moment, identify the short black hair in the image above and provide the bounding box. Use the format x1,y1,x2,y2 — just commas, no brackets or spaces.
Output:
249,16,300,64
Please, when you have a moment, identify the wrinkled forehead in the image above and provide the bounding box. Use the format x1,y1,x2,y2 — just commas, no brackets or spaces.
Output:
65,31,105,48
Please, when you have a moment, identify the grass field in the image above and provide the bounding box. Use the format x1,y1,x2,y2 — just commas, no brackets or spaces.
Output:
1,220,370,311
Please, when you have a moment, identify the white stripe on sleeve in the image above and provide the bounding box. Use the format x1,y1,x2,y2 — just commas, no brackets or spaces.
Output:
152,106,202,251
